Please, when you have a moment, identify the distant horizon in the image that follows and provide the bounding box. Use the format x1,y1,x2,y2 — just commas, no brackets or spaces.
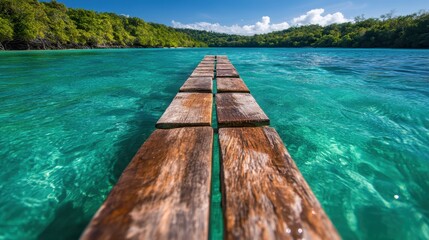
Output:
52,0,428,35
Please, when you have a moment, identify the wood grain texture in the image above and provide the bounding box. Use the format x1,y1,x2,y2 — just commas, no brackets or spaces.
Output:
156,92,212,128
217,78,250,93
81,127,213,240
198,63,215,68
191,70,214,78
217,69,239,78
216,93,269,127
200,60,215,64
219,127,340,240
217,60,231,64
199,61,215,64
195,66,214,71
180,77,213,93
193,69,213,73
203,55,216,61
216,64,235,70
216,56,230,63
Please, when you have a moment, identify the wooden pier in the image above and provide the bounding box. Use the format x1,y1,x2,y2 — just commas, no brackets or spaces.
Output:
81,55,340,239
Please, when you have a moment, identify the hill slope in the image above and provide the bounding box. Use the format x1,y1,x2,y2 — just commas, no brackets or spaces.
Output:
0,0,205,50
177,13,429,48
0,0,428,50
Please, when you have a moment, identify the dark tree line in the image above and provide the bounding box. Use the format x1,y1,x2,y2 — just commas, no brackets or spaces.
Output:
177,12,429,48
0,0,205,50
0,0,428,50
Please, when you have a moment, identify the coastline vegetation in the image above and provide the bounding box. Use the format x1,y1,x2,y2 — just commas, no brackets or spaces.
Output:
0,0,205,50
179,12,429,48
0,0,428,50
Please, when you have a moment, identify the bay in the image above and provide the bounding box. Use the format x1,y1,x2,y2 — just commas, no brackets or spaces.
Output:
0,48,428,239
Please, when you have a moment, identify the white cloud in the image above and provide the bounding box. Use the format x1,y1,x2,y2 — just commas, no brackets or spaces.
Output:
292,8,351,26
172,16,289,36
172,9,352,35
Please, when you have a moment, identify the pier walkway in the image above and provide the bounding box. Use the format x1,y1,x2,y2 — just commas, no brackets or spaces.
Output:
81,56,340,240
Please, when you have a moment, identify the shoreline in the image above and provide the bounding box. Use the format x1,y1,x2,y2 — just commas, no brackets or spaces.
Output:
1,46,429,51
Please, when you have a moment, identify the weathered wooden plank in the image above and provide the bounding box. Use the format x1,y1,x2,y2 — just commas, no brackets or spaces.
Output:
200,60,215,64
193,70,214,74
191,70,214,78
195,66,214,71
216,55,228,60
217,78,250,93
203,55,216,61
193,69,213,72
199,61,215,64
219,126,340,240
217,69,239,78
198,63,215,68
217,60,231,64
81,127,213,240
216,93,269,127
180,77,213,93
216,64,235,70
216,56,230,64
156,92,212,128
191,67,214,78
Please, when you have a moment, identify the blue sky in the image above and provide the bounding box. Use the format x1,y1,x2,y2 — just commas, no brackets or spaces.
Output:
57,0,428,35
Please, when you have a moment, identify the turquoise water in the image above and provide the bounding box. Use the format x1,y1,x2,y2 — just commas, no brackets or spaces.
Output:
0,48,428,239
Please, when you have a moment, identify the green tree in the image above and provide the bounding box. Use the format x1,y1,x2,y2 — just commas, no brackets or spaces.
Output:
42,0,78,47
0,0,428,50
0,0,47,43
0,17,13,49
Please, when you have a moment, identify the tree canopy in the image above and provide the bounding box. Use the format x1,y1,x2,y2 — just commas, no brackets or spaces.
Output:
0,0,428,50
0,0,205,49
178,12,429,48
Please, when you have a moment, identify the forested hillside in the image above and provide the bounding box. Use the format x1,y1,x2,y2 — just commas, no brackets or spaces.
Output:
0,0,205,50
0,0,428,50
178,12,429,48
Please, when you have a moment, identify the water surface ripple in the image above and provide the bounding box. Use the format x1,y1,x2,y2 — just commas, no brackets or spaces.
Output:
0,48,428,239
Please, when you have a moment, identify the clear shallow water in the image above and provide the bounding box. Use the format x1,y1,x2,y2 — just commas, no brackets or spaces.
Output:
0,48,428,239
